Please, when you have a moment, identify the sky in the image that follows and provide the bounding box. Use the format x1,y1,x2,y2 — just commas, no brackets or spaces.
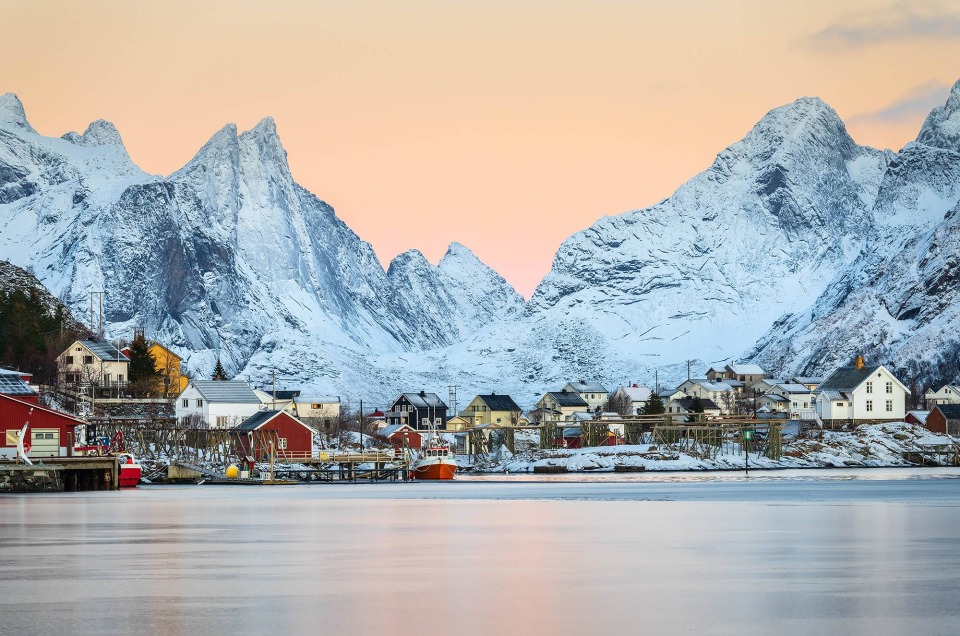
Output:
3,0,959,297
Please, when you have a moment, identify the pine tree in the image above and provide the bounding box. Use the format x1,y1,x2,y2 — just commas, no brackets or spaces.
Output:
212,358,228,381
642,392,665,415
127,332,160,396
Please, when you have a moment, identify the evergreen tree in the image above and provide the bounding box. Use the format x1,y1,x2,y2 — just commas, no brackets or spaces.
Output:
642,392,665,415
686,396,705,422
127,332,160,396
212,358,228,381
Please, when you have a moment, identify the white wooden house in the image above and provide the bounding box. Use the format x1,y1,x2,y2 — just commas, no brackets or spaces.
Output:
612,385,652,415
815,359,909,425
56,339,130,391
924,385,960,406
561,380,609,412
176,380,263,428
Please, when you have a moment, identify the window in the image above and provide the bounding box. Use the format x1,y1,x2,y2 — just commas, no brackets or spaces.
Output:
216,416,228,427
886,382,893,394
311,403,321,409
866,382,873,394
182,398,188,407
837,402,845,407
886,400,893,412
278,438,287,450
83,355,93,364
65,356,74,365
104,374,111,383
866,400,873,412
117,375,124,383
196,399,203,407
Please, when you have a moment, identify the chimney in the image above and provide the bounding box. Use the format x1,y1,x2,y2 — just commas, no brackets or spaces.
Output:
419,390,426,397
855,355,864,370
579,379,585,385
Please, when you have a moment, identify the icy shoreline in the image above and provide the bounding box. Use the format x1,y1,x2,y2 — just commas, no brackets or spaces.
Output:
465,423,959,474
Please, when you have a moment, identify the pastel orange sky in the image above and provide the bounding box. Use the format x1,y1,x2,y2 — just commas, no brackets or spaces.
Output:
3,0,959,296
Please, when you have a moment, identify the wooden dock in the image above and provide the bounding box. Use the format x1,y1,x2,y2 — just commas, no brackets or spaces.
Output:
0,457,119,492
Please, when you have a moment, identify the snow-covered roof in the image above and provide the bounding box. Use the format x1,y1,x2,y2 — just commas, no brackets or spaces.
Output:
792,376,823,385
190,380,261,404
400,392,447,409
727,364,765,375
761,394,790,403
571,411,596,421
819,390,848,401
563,380,608,394
773,383,810,394
694,381,735,392
719,379,744,387
380,423,417,437
617,386,652,401
294,396,340,404
76,339,130,363
907,410,929,424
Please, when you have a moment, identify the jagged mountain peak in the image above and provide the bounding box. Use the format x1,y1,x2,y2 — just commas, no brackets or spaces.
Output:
917,77,960,153
81,119,126,150
170,123,240,180
0,92,36,133
386,249,431,276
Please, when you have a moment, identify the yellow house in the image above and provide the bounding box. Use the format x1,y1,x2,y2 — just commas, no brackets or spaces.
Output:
445,415,472,431
535,390,590,423
148,342,188,396
461,394,523,427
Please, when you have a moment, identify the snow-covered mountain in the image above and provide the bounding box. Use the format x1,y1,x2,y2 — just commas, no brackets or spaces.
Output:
3,79,960,407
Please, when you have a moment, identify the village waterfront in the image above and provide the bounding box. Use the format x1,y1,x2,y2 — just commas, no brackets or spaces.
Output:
1,468,959,636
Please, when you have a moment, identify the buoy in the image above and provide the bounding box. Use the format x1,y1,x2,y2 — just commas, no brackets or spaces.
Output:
225,464,239,479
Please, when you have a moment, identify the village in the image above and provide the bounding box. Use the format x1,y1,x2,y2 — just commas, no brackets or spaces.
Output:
1,333,960,492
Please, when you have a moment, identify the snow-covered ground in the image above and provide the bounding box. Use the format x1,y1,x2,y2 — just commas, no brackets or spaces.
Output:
472,423,958,473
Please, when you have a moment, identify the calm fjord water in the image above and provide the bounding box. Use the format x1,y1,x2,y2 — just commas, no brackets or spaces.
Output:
1,469,959,636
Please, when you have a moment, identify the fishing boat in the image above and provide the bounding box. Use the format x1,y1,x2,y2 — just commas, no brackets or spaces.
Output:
116,452,143,488
413,422,457,480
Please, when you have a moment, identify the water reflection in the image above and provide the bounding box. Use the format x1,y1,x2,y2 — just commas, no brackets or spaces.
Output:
1,474,959,636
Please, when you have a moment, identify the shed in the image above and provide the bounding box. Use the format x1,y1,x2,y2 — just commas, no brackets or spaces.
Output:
379,423,422,449
905,410,930,427
926,405,960,436
233,410,316,459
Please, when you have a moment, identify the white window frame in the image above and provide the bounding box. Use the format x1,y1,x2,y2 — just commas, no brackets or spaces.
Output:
886,400,893,412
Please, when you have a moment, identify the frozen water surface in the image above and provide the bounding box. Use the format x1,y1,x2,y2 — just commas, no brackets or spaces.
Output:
1,468,959,635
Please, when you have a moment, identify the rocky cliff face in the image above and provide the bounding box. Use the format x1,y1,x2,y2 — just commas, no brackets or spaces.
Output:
4,79,960,405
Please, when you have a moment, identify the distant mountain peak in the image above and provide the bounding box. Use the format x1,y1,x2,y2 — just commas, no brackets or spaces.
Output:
917,77,960,153
81,119,126,150
0,92,36,133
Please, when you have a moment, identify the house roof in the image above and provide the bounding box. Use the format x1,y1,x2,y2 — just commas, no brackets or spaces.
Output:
477,394,521,411
0,373,36,396
719,379,744,388
78,339,130,363
819,390,849,401
761,394,790,403
380,423,418,437
261,390,300,400
546,391,589,407
792,376,823,385
401,392,448,409
0,392,83,425
618,386,652,401
190,380,261,404
907,410,930,424
674,397,721,411
235,409,316,433
294,395,340,404
571,411,596,421
693,381,735,392
563,380,608,393
727,364,765,375
934,404,960,420
773,383,810,394
819,364,908,393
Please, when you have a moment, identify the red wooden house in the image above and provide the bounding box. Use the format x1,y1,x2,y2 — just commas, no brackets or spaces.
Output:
0,392,82,459
233,410,317,460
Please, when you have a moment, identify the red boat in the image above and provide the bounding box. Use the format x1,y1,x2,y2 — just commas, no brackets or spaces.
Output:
413,423,457,480
116,452,143,488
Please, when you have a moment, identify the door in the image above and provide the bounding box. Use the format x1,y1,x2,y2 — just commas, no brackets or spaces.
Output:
31,429,60,457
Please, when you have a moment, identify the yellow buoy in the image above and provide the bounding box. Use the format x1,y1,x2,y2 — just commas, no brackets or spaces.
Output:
225,464,239,479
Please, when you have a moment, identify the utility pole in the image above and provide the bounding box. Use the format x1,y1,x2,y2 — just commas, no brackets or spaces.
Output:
359,399,364,451
686,359,695,381
271,369,276,410
88,291,106,338
448,385,459,415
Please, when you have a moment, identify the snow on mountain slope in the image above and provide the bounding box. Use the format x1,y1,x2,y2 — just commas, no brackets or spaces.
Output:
0,93,522,401
4,79,960,407
747,80,960,382
489,97,889,390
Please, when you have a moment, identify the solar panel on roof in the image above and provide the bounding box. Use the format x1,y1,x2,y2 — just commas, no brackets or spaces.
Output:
0,375,36,395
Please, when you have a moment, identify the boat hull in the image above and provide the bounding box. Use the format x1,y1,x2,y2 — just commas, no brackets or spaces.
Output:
119,465,142,488
415,461,457,480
